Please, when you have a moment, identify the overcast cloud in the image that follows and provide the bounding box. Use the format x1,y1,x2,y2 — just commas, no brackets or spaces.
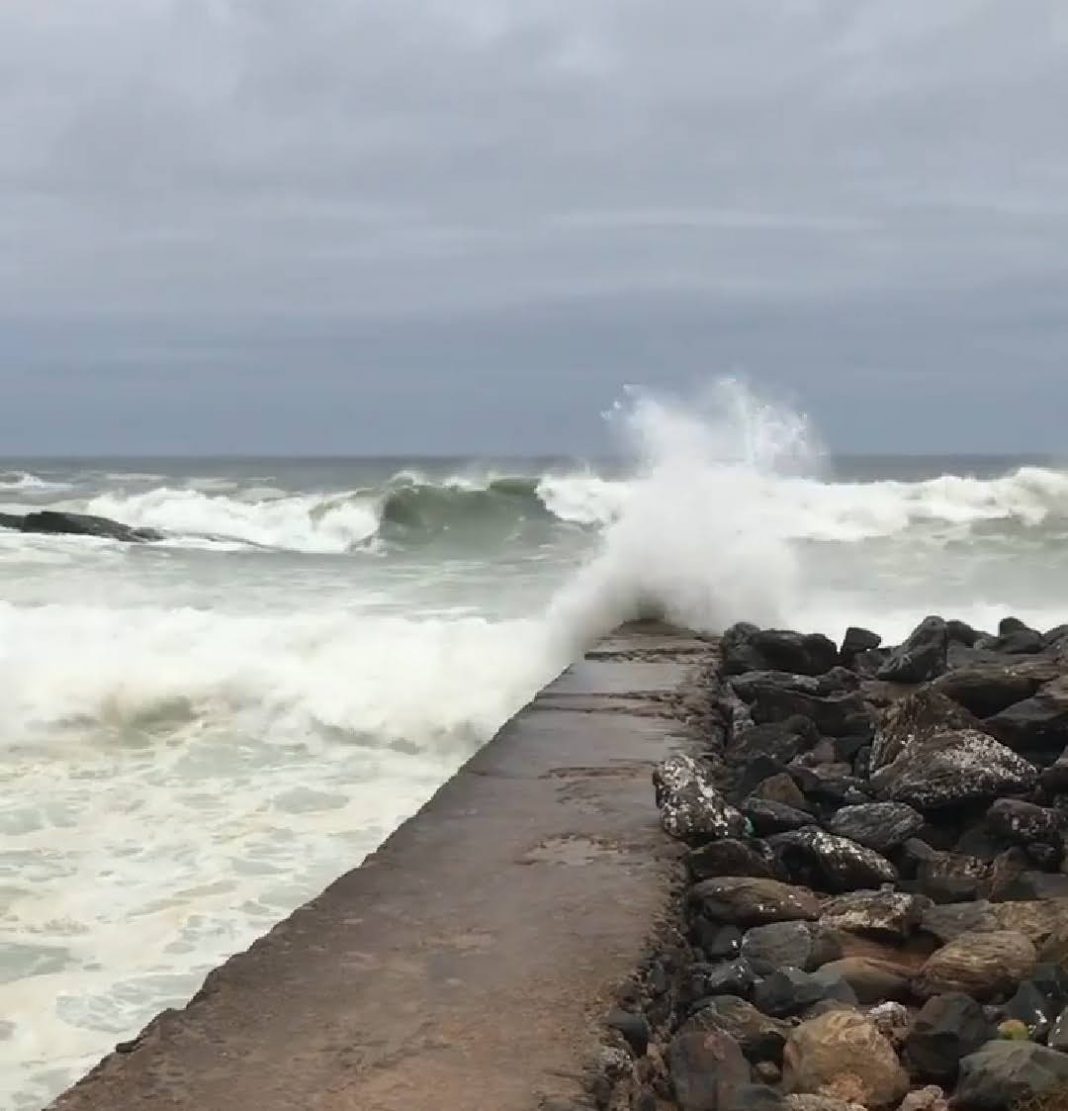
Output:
2,1,1067,454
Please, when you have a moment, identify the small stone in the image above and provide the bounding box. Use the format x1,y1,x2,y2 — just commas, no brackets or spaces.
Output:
783,1010,909,1108
999,980,1058,1041
996,1018,1030,1040
689,877,821,927
755,1061,781,1085
904,992,991,1083
957,1040,1068,1110
915,929,1037,1001
752,773,812,812
867,1001,910,1047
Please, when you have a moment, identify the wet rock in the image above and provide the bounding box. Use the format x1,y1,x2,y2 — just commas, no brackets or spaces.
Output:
956,1040,1068,1110
686,997,792,1064
986,676,1068,753
20,509,162,543
769,828,897,894
723,624,838,678
741,922,838,973
730,671,858,704
870,729,1038,810
607,1008,651,1056
750,773,812,812
814,957,910,1003
877,616,949,684
1047,1004,1068,1051
669,1027,752,1111
915,929,1036,1001
728,718,819,768
689,877,821,927
903,992,991,1083
688,840,781,882
694,923,744,960
840,627,882,669
694,959,759,1001
993,618,1044,655
753,967,852,1018
654,754,747,843
931,657,1060,718
987,798,1065,847
828,802,925,854
919,901,992,944
871,688,983,772
999,980,1057,1041
820,890,929,940
748,688,873,739
743,799,813,836
913,851,991,904
783,1010,909,1108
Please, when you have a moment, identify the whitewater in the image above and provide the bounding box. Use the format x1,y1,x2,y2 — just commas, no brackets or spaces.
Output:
3,383,1068,1108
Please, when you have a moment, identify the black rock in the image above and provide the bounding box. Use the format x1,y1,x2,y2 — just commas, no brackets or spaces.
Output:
840,626,882,668
669,1027,751,1111
740,921,837,973
1044,625,1068,650
730,670,858,702
1048,1004,1068,1051
748,773,811,812
919,900,993,944
987,798,1065,847
870,728,1038,811
741,798,812,836
607,1008,651,1056
870,686,984,772
0,512,24,531
684,997,791,1064
687,840,781,882
903,992,992,1082
948,619,983,647
687,959,759,1002
747,687,873,739
932,657,1060,717
1000,980,1057,1041
995,628,1045,655
768,826,897,894
877,615,949,683
828,801,925,854
722,624,838,677
986,678,1068,753
957,1040,1068,1110
20,509,162,543
752,968,831,1018
1040,747,1068,793
726,717,817,768
787,765,870,807
989,870,1068,901
693,923,744,960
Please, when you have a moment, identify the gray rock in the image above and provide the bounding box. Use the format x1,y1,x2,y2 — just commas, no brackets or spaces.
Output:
727,717,818,768
687,839,781,882
920,900,993,944
870,729,1038,811
1047,1004,1068,1051
741,922,836,973
986,676,1068,753
654,754,747,843
742,798,813,836
956,1040,1068,1110
931,657,1060,717
903,992,991,1083
840,627,882,668
877,615,949,683
768,827,897,894
752,968,843,1018
669,1027,752,1111
827,802,925,854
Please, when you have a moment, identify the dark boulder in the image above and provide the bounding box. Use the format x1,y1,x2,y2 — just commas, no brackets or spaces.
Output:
669,1028,752,1111
827,802,925,854
920,900,994,944
688,840,781,882
688,877,821,927
654,754,747,843
685,960,759,1003
812,957,910,1003
20,510,162,543
1040,746,1068,792
870,687,983,772
956,1040,1068,1110
787,765,869,808
986,676,1068,753
723,625,838,677
740,922,838,973
752,968,850,1018
948,619,982,646
726,717,818,768
913,850,991,904
746,687,872,739
988,870,1068,902
748,774,811,812
742,799,813,836
693,923,744,961
877,616,949,683
607,1008,651,1056
987,798,1065,847
999,980,1058,1041
903,993,991,1083
0,512,23,530
840,626,881,668
932,657,1060,718
685,997,792,1064
870,729,1038,810
768,827,897,894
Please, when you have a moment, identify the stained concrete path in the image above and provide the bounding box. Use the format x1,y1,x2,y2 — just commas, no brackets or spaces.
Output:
53,625,709,1111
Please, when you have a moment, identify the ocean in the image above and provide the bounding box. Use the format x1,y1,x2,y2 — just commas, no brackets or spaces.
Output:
2,385,1067,1108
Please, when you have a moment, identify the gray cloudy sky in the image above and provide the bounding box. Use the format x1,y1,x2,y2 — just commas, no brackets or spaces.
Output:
2,1,1067,454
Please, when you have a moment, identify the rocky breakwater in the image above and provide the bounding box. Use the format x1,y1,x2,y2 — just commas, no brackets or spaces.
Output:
598,616,1068,1111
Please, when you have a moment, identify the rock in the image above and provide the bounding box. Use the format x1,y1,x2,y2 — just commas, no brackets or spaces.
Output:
986,677,1068,753
920,901,993,944
784,1097,866,1111
692,959,759,1001
820,890,929,940
768,828,897,894
783,1010,909,1108
1039,925,1068,969
987,798,1065,847
898,1086,948,1111
871,688,983,772
877,616,949,684
993,618,1044,655
688,840,781,882
914,851,991,904
728,718,819,768
748,688,873,739
828,802,925,854
729,1085,785,1111
695,923,745,960
754,1061,781,1085
870,729,1038,811
984,849,1032,902
1040,747,1068,792
669,1028,752,1111
948,619,982,646
1047,1004,1068,1051
915,929,1037,1001
723,625,839,678
687,997,792,1064
840,627,882,668
956,1040,1068,1110
999,980,1057,1041
750,774,812,812
689,877,821,927
730,671,858,703
814,958,911,1003
741,922,838,973
0,512,24,530
990,899,1068,946
607,1008,651,1056
868,1001,910,1047
753,967,855,1017
992,872,1068,902
903,992,991,1083
931,657,1061,717
654,754,747,843
788,766,870,808
743,799,814,836
20,509,162,543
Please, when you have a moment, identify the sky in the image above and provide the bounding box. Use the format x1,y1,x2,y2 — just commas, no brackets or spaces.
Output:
2,1,1067,455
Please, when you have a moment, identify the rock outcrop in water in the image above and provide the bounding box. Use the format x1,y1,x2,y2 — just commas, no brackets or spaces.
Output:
0,510,161,543
594,614,1068,1111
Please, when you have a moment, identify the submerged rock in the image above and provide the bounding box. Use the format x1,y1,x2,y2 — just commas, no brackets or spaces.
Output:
18,510,162,543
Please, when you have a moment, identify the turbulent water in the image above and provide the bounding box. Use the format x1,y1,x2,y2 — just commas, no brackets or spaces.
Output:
2,383,1068,1107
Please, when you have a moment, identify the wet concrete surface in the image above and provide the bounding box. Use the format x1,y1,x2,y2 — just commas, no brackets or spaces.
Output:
53,625,710,1111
